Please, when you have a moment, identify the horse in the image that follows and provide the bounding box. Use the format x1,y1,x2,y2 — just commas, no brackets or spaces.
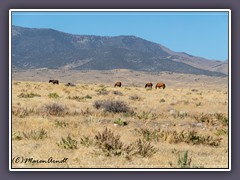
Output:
155,83,166,89
145,83,153,88
114,82,122,87
49,80,59,84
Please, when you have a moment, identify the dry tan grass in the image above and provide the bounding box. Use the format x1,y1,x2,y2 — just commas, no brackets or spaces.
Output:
11,80,228,169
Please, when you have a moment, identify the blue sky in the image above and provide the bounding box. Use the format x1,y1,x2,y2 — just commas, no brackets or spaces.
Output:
12,11,229,61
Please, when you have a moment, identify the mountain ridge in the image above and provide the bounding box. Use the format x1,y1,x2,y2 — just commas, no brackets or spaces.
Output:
11,25,228,77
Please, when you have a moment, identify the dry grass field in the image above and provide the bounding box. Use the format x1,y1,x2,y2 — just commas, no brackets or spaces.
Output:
11,71,229,169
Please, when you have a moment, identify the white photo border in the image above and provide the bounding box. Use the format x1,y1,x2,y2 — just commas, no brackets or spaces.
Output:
9,9,231,171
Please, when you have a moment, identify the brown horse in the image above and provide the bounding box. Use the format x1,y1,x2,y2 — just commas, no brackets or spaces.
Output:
114,82,122,87
145,83,153,88
49,80,59,84
155,83,166,89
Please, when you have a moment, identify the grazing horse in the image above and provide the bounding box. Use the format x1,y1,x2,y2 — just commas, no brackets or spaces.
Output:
145,83,153,88
155,83,166,89
114,82,122,87
49,80,59,84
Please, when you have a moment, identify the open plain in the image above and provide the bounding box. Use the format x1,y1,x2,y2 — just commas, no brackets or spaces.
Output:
11,70,229,168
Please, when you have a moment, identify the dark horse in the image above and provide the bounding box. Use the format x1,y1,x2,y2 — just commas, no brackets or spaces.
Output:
114,82,122,87
145,83,153,88
49,80,59,84
155,83,166,89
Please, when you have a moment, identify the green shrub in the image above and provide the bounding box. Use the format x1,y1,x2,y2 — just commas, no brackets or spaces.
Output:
18,92,41,98
84,95,92,99
48,93,60,99
54,120,68,128
134,128,160,142
12,107,35,118
22,128,47,140
68,96,84,102
12,131,22,140
131,139,158,158
113,118,128,126
57,135,78,150
178,151,192,168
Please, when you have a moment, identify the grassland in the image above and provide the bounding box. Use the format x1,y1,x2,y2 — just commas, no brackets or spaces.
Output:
11,77,228,169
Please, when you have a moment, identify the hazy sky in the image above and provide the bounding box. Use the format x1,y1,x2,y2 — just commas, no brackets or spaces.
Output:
12,11,229,61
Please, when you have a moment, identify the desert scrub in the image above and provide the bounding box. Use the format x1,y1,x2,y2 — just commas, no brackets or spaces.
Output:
12,107,35,118
57,135,78,150
159,129,221,146
113,118,128,126
131,139,158,158
94,128,129,157
172,111,188,119
54,120,68,128
160,98,166,103
93,100,131,113
215,128,228,136
80,128,157,159
137,111,158,120
48,93,60,99
68,96,84,102
12,131,22,140
96,88,109,95
17,92,41,98
193,113,228,126
80,135,94,147
112,90,123,96
195,102,202,107
22,128,47,140
134,128,160,142
129,95,142,101
214,113,228,126
39,103,68,116
84,95,92,99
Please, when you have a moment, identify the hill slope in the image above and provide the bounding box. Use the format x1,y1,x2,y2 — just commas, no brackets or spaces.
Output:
12,26,228,77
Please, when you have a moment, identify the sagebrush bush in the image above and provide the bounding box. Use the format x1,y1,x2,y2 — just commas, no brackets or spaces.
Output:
80,128,158,159
40,103,68,116
93,100,131,113
94,128,126,156
131,139,158,158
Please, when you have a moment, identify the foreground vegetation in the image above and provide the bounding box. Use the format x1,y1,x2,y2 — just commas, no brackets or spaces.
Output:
11,81,228,168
